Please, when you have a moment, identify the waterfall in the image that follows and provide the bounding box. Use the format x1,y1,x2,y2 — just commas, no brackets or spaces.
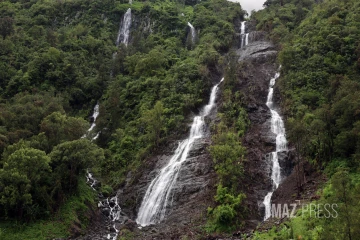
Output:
136,78,224,227
187,22,196,45
82,103,121,240
86,170,98,191
240,21,249,48
88,103,99,132
262,71,287,220
241,21,246,35
98,196,122,240
116,8,132,47
82,103,100,139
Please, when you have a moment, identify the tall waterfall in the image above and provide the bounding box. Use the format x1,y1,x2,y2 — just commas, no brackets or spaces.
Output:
240,21,249,48
187,22,196,45
136,78,224,227
262,71,287,220
116,8,132,46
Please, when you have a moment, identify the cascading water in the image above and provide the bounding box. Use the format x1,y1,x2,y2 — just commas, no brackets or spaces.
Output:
262,71,287,220
116,8,132,47
240,21,245,48
112,8,132,76
98,195,122,240
82,103,100,140
82,104,122,240
187,22,196,45
240,21,249,48
136,78,224,227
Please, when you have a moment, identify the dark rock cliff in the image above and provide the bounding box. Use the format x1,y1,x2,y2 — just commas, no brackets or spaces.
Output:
234,27,295,227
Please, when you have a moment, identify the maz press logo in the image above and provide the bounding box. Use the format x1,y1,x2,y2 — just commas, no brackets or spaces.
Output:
270,200,338,219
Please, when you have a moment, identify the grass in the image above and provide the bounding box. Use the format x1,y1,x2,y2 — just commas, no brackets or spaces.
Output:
0,178,96,240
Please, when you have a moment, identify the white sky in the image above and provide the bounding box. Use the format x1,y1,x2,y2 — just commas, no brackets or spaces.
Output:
227,0,265,15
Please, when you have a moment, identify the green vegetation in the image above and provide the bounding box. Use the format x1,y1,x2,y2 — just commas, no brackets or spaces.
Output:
6,0,360,238
0,178,96,240
0,0,245,237
253,168,360,240
252,0,360,239
99,0,245,187
206,58,249,232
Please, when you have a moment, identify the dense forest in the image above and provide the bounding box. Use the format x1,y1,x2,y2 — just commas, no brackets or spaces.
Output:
1,0,360,239
0,0,247,239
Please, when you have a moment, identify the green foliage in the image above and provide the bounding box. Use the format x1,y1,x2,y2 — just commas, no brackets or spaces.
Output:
209,65,249,191
0,92,65,153
0,17,14,39
0,178,96,240
207,184,246,233
98,0,245,187
251,1,360,239
142,101,165,146
253,169,360,240
207,62,248,233
0,0,246,237
253,0,314,42
50,139,104,197
210,132,245,189
276,0,360,168
0,147,51,219
40,112,88,150
0,137,104,222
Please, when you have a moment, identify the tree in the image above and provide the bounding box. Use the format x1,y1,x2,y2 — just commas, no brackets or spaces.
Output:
0,147,51,218
49,139,104,198
142,101,165,146
40,111,88,150
322,170,360,240
0,17,14,39
210,132,246,190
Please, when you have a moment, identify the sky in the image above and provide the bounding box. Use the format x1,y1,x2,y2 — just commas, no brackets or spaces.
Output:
227,0,265,15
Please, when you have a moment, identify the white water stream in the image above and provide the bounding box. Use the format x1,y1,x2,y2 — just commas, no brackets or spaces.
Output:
83,103,121,240
82,103,100,140
240,21,249,48
136,78,224,226
116,8,132,47
262,71,287,220
187,22,196,45
245,33,249,46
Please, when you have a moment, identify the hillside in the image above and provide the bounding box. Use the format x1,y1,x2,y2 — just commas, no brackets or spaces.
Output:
0,0,360,240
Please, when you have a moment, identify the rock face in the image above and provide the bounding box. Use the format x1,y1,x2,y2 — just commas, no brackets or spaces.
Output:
233,54,278,223
233,29,293,223
120,134,216,221
236,41,277,62
104,101,220,238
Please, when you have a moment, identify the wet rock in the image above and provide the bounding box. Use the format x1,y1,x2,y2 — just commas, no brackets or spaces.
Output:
278,150,294,177
237,41,277,62
248,31,268,42
101,208,110,217
124,219,137,231
246,20,257,33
